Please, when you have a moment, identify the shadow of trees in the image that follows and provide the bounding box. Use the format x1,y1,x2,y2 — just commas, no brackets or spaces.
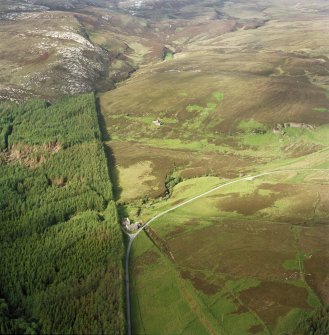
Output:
95,96,122,201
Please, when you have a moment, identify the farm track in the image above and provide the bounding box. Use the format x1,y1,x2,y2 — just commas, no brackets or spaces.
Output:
125,168,329,335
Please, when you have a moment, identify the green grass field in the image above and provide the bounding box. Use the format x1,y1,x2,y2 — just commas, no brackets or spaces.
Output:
103,21,329,331
129,166,329,334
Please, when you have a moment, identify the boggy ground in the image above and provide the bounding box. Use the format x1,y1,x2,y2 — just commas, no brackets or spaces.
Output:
100,0,329,201
2,1,328,334
130,169,329,335
108,140,254,201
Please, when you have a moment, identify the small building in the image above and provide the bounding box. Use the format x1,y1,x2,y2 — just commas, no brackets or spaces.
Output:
125,223,139,232
122,218,139,233
122,218,130,227
152,119,162,126
272,126,283,134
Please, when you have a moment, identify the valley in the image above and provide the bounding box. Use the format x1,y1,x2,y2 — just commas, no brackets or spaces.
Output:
0,0,329,334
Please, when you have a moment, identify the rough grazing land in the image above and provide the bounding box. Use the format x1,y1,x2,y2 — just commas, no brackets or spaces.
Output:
131,170,329,334
1,1,329,334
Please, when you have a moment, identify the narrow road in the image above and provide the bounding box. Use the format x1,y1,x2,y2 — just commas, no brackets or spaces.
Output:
125,168,329,335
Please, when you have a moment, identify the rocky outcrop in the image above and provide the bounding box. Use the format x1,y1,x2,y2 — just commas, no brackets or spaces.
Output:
273,122,315,134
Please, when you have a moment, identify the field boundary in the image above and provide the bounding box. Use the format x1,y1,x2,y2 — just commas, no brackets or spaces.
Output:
125,168,329,335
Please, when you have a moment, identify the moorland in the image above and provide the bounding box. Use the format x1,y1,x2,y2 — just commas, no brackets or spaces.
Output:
0,0,329,334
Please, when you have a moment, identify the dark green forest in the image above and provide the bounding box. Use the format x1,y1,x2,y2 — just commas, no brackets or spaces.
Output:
0,94,125,334
291,306,329,335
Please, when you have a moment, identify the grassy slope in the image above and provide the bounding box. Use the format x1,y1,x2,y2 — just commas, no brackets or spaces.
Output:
1,1,328,334
96,2,329,333
130,165,328,334
100,0,329,200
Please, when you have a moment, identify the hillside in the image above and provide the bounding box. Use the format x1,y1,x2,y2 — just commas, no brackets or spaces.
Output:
0,1,328,334
0,94,125,334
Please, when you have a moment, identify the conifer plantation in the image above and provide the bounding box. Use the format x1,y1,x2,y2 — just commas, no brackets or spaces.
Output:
0,94,125,334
